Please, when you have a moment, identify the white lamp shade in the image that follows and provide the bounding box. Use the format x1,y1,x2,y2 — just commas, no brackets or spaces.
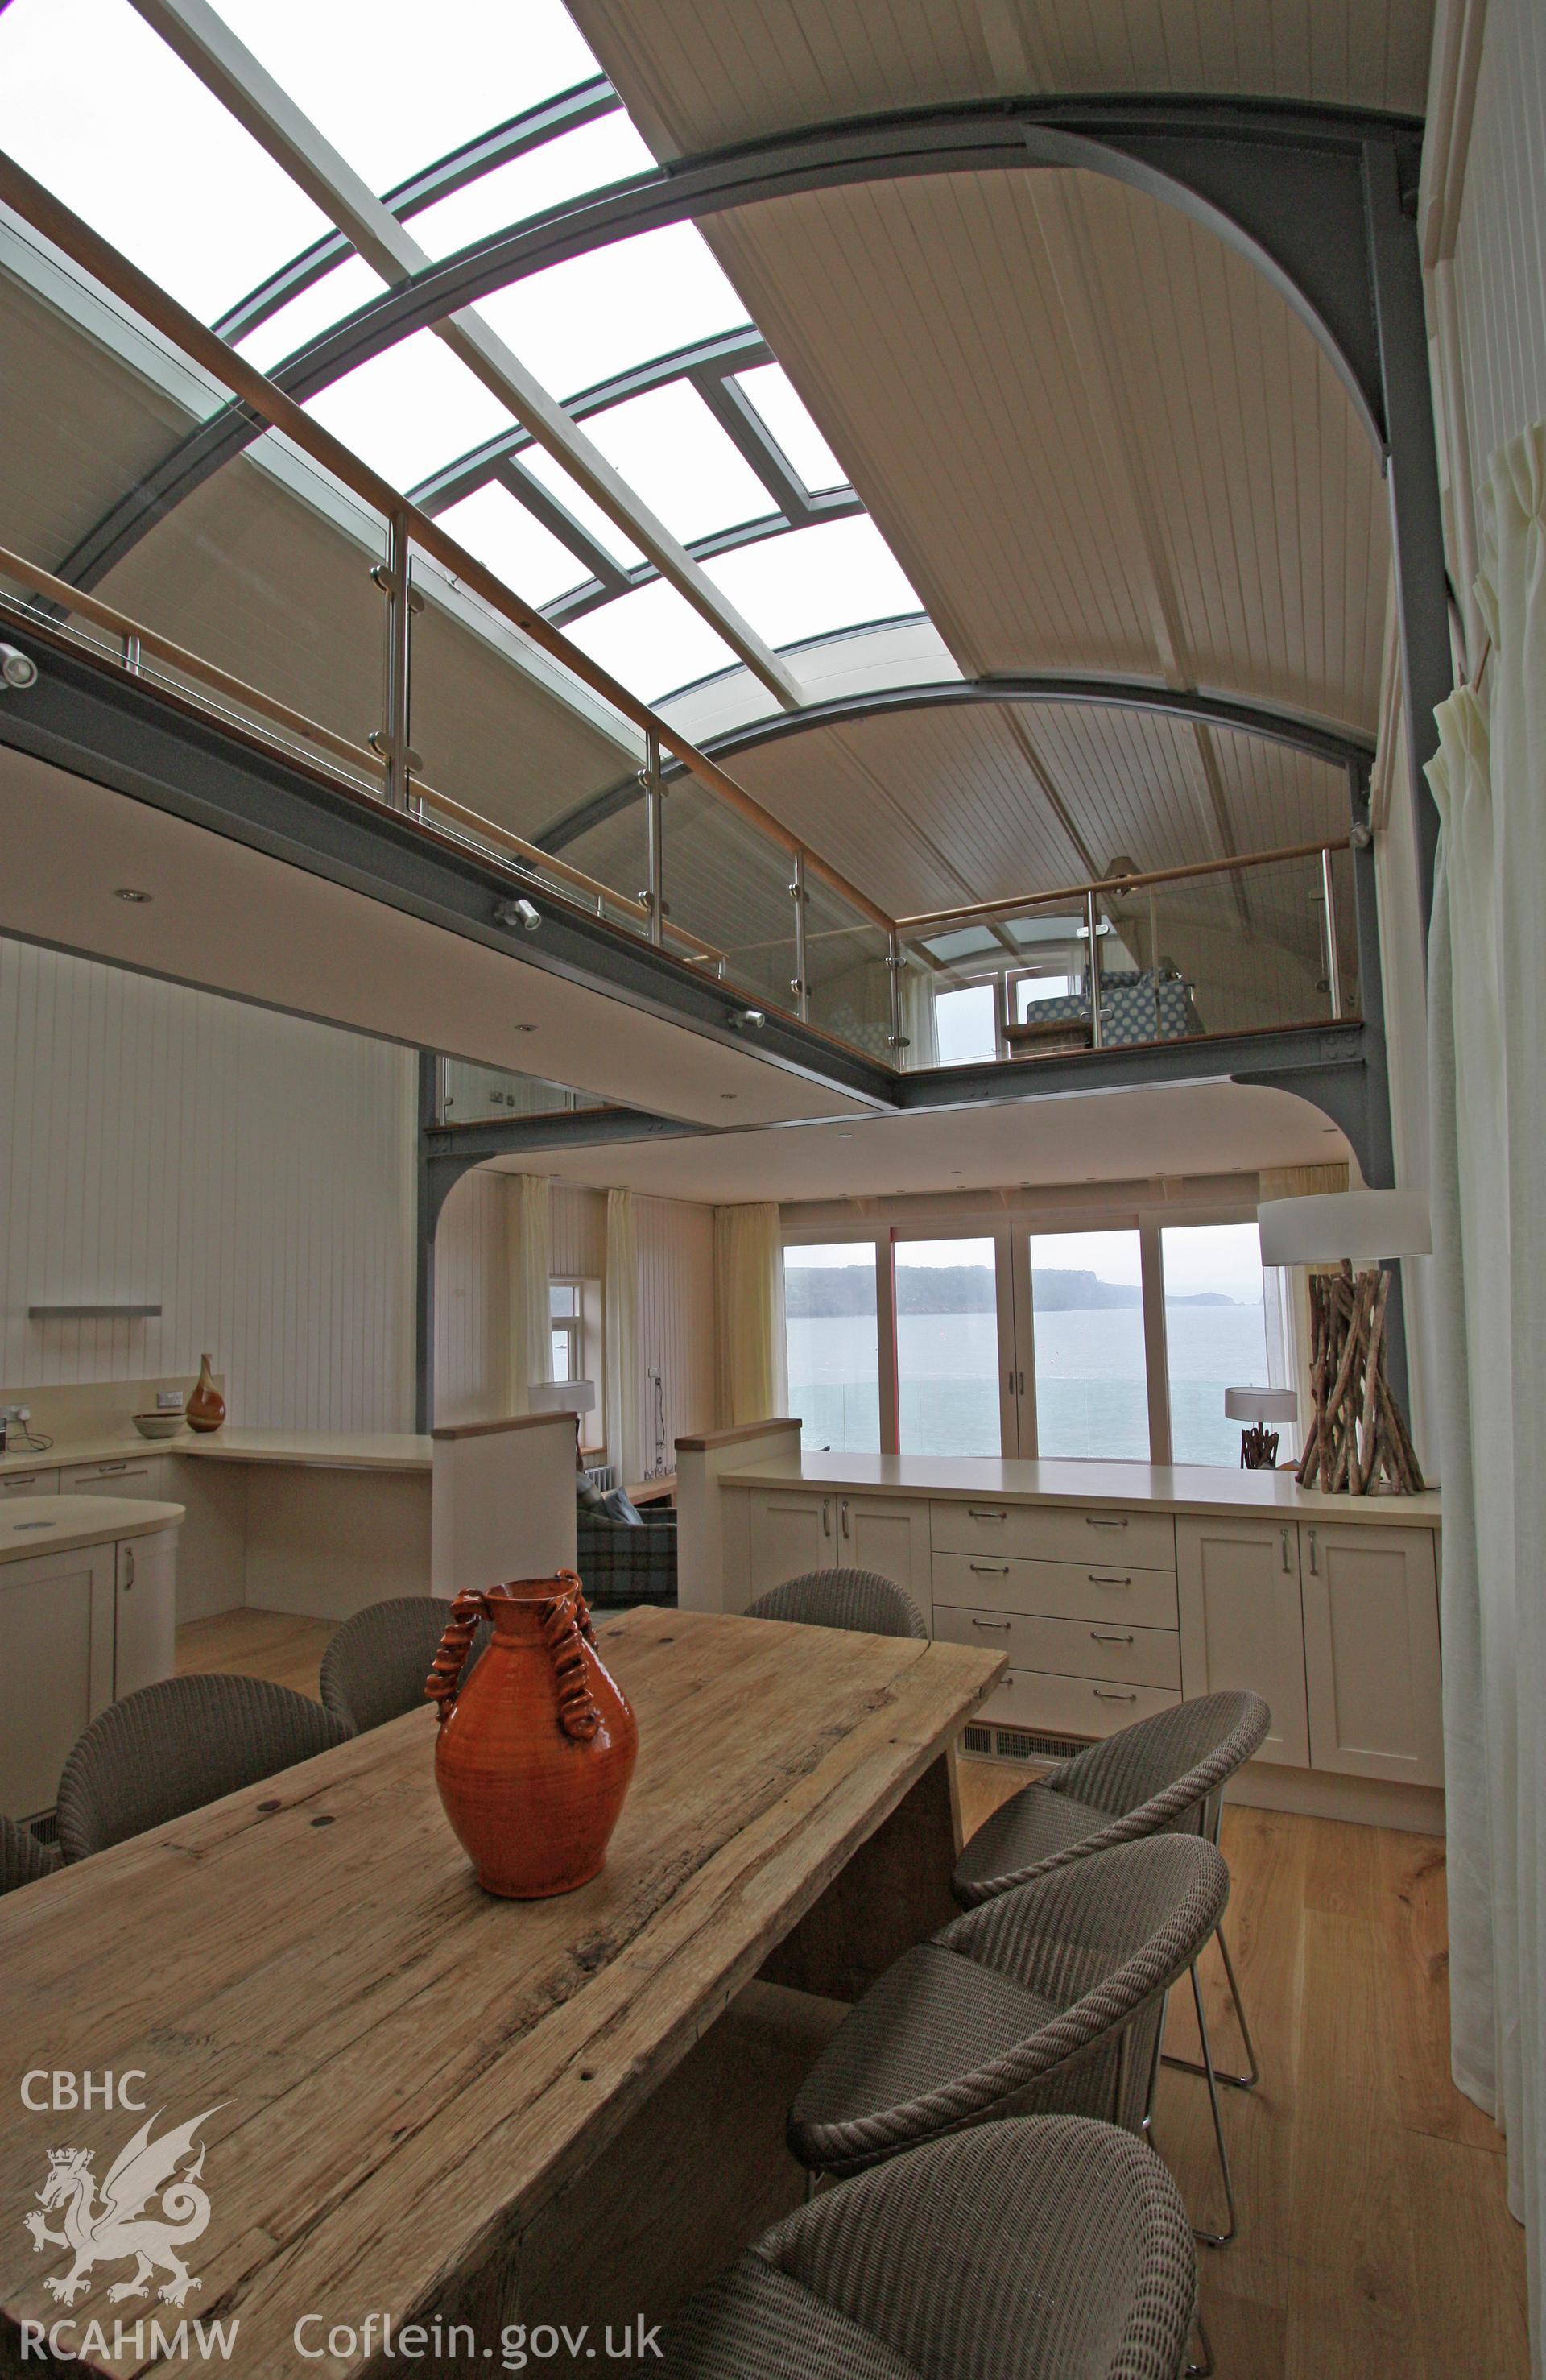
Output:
528,1379,597,1417
1224,1386,1299,1424
1256,1189,1432,1266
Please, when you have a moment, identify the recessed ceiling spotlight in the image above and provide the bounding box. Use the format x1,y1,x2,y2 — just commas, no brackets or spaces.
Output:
721,1091,738,1100
511,1024,535,1033
838,1132,854,1140
114,888,151,903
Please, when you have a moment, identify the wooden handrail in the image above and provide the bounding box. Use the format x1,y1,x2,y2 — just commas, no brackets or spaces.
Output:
0,152,895,938
0,543,384,780
895,838,1352,933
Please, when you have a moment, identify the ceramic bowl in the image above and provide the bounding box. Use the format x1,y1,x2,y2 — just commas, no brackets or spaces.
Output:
132,1412,184,1440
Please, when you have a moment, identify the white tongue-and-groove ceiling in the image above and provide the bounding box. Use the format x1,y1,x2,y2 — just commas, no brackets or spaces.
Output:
566,0,1416,915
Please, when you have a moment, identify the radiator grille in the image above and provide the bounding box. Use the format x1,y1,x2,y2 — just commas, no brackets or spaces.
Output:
959,1724,1084,1765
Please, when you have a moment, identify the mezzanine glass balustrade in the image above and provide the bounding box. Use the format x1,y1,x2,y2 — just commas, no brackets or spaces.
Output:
0,193,1362,1094
893,843,1359,1071
432,1060,605,1126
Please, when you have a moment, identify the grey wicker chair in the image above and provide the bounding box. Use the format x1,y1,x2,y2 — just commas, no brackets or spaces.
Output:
320,1596,490,1733
56,1675,351,1863
788,1834,1227,2181
627,2115,1197,2380
1,1813,58,1892
953,1691,1270,2247
747,1567,927,1639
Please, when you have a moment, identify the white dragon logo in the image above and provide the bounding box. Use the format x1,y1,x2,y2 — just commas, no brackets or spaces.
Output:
23,2105,223,2308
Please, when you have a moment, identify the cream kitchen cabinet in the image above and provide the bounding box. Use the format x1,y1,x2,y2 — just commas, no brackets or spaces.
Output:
1300,1521,1443,1786
1176,1514,1311,1767
59,1455,171,1499
742,1486,932,1625
0,1541,117,1820
0,1467,60,1499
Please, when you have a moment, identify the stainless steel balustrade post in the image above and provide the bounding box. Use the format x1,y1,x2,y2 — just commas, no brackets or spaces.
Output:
643,728,664,946
1321,844,1344,1019
887,929,903,1057
791,847,809,1021
372,511,415,811
1086,888,1104,1048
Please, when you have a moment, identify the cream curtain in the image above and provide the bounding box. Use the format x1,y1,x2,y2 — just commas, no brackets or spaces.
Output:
504,1173,552,1415
901,958,940,1069
713,1202,788,1427
1425,424,1546,2291
605,1186,638,1483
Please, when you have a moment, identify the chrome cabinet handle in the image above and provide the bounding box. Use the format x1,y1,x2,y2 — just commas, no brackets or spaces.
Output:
1086,1515,1129,1529
967,1508,1007,1522
971,1617,1012,1632
1307,1526,1319,1575
821,1497,831,1538
122,1546,135,1589
97,1460,129,1475
1280,1527,1292,1574
1090,1630,1134,1645
1094,1688,1138,1703
1088,1572,1132,1586
841,1497,850,1539
5,1476,39,1490
969,1561,1010,1575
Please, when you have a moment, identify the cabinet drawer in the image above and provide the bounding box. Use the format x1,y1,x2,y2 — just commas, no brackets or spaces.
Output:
932,1550,1178,1630
936,1605,1180,1689
59,1458,163,1492
0,1469,60,1498
931,1500,1176,1570
976,1666,1181,1740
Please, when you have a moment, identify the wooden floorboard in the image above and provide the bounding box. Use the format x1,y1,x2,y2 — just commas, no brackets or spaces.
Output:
171,1647,1523,2375
957,1755,1525,2380
175,1604,333,1700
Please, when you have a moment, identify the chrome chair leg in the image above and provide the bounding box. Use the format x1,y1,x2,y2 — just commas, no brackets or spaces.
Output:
1163,1923,1260,2091
1185,2308,1216,2378
1188,1964,1239,2250
804,2167,819,2204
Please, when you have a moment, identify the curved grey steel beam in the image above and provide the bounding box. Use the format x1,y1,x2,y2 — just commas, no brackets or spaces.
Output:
680,674,1376,774
59,96,1412,591
536,669,1374,857
212,76,622,346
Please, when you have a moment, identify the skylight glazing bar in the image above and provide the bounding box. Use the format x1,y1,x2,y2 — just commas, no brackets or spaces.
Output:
212,76,623,346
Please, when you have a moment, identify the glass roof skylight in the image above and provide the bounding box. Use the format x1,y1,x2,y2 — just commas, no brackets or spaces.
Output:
209,0,601,193
704,518,924,647
235,253,390,375
303,330,511,494
0,0,331,322
434,482,590,612
734,364,849,494
517,448,647,573
562,582,738,704
582,384,775,545
477,226,754,401
411,116,658,263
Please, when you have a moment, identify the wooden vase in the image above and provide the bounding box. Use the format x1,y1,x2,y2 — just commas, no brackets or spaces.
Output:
184,1354,226,1434
427,1574,638,1898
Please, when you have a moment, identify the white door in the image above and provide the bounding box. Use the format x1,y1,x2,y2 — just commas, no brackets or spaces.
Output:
1300,1523,1443,1786
746,1489,834,1602
115,1529,179,1699
0,1542,116,1819
837,1494,934,1630
1176,1515,1310,1766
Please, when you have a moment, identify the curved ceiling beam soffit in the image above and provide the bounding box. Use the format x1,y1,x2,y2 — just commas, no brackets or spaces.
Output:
535,671,1376,860
59,97,1413,596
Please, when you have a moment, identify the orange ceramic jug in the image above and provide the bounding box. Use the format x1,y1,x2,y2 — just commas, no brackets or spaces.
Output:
426,1574,638,1898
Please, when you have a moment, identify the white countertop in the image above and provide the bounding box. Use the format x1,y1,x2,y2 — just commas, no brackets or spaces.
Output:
720,1452,1442,1528
0,1428,432,1479
0,1495,185,1562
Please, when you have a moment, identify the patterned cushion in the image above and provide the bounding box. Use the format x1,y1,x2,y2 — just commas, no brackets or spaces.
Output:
576,1512,678,1608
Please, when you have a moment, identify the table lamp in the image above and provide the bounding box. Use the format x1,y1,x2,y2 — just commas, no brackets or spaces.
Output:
1256,1190,1429,1496
1223,1386,1299,1470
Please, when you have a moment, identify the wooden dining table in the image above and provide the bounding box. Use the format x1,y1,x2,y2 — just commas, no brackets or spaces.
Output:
1,1608,1002,2378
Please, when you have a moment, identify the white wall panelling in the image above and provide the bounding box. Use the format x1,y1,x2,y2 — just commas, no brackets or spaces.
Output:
0,939,416,1426
432,1170,715,1471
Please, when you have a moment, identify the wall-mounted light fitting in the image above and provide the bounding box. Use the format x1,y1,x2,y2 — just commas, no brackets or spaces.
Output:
0,644,38,690
495,897,542,932
729,1008,766,1032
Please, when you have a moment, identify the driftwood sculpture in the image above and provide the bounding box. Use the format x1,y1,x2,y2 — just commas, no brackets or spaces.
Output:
1296,1260,1425,1495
